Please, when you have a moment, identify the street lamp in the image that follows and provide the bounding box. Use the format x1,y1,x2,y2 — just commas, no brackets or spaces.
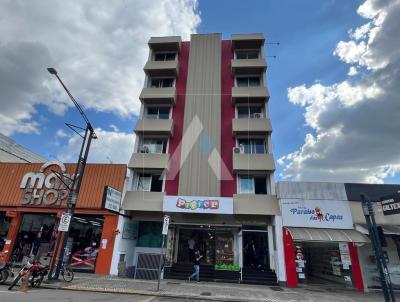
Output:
47,67,97,280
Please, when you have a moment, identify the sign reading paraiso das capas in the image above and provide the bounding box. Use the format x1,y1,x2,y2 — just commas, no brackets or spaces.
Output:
281,199,353,229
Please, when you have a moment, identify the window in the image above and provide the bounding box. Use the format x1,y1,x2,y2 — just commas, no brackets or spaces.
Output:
135,173,163,192
236,76,261,87
238,138,267,154
237,105,263,118
150,78,174,88
236,50,259,59
238,176,269,194
145,107,170,119
154,52,176,61
140,138,167,153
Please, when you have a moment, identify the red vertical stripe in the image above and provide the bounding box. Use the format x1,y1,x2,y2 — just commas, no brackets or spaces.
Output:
165,42,190,195
283,227,298,287
220,40,236,197
348,242,365,292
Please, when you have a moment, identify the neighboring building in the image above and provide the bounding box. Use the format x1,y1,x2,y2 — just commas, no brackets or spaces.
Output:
115,33,282,284
0,133,47,163
0,161,126,275
277,181,400,292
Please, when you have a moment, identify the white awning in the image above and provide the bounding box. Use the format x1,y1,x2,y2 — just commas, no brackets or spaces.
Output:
286,227,369,243
355,224,400,236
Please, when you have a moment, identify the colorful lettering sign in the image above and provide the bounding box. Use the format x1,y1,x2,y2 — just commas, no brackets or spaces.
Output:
163,195,233,214
281,199,353,229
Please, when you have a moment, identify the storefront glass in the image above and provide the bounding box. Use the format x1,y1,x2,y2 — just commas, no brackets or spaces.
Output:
137,221,163,248
0,213,11,251
68,215,104,272
12,213,57,262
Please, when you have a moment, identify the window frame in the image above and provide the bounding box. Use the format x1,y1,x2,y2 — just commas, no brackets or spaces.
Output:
133,172,165,192
237,174,271,195
144,105,171,120
235,75,263,88
237,137,268,154
236,104,264,119
235,49,260,60
139,137,168,154
149,77,175,88
153,51,177,61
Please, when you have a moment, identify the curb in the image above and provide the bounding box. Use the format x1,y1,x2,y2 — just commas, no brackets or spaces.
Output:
53,285,268,302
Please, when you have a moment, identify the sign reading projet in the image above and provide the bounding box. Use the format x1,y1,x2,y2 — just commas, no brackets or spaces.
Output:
281,199,353,229
20,161,77,206
163,195,233,214
380,193,400,216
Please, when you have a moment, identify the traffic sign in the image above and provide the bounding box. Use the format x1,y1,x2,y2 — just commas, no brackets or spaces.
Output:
58,213,72,232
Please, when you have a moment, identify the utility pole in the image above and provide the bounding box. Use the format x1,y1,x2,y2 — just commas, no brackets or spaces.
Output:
360,193,395,302
47,68,97,280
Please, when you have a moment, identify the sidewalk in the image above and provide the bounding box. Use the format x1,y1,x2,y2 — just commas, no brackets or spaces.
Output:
42,273,394,302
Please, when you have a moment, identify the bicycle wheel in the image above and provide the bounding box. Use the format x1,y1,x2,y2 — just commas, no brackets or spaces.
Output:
62,268,74,282
8,274,22,290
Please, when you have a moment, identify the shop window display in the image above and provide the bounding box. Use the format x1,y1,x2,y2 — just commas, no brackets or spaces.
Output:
12,213,56,263
0,213,11,251
215,232,236,270
67,215,104,272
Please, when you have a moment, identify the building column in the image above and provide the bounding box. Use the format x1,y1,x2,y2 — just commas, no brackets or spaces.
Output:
1,211,22,262
95,215,119,274
348,242,365,292
274,216,287,286
282,227,297,288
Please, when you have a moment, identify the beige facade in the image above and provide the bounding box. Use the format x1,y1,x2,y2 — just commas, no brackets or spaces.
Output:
232,118,272,135
133,119,173,137
128,153,169,170
143,59,179,77
231,86,269,104
139,87,176,105
233,153,275,172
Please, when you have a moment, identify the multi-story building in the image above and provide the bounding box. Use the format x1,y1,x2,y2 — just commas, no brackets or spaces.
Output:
116,33,283,285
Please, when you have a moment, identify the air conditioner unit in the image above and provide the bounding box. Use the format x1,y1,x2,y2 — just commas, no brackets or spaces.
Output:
253,113,263,118
233,146,245,154
140,145,150,153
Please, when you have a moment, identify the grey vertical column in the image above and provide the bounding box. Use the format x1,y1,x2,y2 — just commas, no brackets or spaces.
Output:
178,34,222,196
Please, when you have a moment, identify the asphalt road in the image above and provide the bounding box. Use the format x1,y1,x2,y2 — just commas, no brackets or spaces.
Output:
0,285,210,302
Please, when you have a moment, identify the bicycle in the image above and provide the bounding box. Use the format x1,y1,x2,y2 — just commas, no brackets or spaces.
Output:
60,263,74,282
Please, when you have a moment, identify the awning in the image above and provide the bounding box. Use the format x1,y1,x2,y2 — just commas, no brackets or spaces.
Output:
355,224,400,236
286,227,369,243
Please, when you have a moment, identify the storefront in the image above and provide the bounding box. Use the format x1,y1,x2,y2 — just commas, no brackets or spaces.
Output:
346,183,400,290
278,181,368,291
0,161,126,274
116,193,282,284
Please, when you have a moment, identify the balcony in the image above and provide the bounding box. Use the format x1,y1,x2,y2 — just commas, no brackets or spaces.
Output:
148,36,181,52
233,153,275,172
121,191,164,212
134,119,173,137
144,59,179,77
128,153,170,170
233,194,279,215
231,58,267,75
232,86,269,104
232,118,272,135
231,33,265,50
139,87,176,105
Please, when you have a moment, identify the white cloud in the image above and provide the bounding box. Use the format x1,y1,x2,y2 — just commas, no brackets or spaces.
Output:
347,66,358,76
282,0,400,184
58,128,135,164
0,1,200,135
56,129,68,138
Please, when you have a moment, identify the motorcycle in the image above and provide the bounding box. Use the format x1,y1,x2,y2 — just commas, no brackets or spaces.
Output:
0,251,15,284
8,257,49,290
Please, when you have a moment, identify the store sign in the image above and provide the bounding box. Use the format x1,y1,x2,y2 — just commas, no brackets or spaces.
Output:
380,193,400,216
281,199,353,229
20,161,76,206
103,186,121,213
163,195,233,214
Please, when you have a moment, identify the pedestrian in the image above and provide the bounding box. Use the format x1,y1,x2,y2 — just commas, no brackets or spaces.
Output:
188,249,203,282
188,236,195,262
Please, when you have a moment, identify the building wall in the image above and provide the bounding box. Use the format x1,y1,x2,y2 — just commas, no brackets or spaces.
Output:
0,133,46,163
178,34,222,196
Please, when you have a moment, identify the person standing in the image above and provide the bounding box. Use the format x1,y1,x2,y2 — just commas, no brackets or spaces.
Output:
188,236,195,262
188,249,203,282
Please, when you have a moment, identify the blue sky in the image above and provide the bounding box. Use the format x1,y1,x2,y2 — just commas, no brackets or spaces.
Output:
3,0,400,184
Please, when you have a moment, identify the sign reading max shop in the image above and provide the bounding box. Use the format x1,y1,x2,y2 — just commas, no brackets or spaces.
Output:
20,161,76,206
163,195,233,214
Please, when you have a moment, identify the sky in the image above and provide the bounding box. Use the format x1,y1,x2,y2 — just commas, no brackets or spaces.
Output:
1,0,400,184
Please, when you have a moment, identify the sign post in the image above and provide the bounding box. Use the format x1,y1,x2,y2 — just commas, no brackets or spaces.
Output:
157,215,169,291
361,193,395,302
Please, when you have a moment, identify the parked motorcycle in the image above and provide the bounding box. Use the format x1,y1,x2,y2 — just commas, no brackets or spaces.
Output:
8,257,49,290
0,251,15,284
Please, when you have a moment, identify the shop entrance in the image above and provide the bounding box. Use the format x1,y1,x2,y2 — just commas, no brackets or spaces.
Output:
12,213,57,263
0,212,11,252
242,230,269,270
295,242,354,288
